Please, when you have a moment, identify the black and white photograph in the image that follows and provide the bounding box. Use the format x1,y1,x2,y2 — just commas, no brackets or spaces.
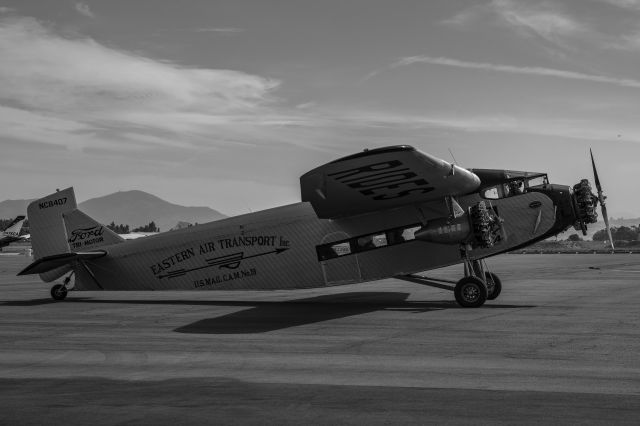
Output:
1,1,639,424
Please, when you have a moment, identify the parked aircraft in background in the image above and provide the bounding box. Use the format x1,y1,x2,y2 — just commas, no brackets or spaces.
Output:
19,146,608,307
120,232,158,240
0,215,29,248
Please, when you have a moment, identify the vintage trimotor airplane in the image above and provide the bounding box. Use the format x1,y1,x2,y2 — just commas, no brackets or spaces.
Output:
19,146,610,307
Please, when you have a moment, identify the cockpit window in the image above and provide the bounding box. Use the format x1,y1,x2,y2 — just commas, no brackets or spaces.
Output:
482,186,500,199
506,180,524,196
482,179,525,199
479,173,548,200
526,175,548,188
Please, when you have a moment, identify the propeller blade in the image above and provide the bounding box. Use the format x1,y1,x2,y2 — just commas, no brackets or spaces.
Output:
499,221,508,243
590,148,602,192
590,148,614,250
601,204,615,250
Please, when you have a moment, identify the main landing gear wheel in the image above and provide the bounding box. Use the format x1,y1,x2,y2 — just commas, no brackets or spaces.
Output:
484,272,502,301
50,284,68,301
454,276,487,308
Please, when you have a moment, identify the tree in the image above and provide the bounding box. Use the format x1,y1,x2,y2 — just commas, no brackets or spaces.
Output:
615,226,639,241
132,221,159,233
106,222,130,234
593,225,639,242
567,234,583,242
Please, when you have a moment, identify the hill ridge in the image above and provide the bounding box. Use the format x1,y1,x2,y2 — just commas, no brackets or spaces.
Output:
0,190,226,231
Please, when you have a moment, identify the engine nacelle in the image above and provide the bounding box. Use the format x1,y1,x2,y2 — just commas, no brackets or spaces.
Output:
414,217,472,245
572,179,598,234
415,201,503,249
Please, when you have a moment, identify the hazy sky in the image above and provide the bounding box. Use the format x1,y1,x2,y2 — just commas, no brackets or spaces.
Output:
1,0,640,217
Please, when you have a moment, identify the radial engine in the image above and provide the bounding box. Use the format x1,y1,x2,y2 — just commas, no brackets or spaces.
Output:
414,201,503,249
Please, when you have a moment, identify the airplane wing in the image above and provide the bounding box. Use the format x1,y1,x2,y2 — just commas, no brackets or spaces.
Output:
300,146,480,219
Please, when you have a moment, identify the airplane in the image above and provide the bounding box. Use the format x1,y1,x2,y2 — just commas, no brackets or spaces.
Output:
0,215,28,248
18,145,610,307
121,231,158,240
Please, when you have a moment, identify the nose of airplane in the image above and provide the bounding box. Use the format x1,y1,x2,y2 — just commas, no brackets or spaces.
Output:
541,150,613,249
572,179,599,235
531,181,598,239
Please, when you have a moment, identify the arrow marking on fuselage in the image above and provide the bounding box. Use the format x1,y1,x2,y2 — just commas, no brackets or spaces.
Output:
157,247,289,279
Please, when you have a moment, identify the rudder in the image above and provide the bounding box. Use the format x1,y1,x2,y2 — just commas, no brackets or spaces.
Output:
27,188,77,260
27,188,77,282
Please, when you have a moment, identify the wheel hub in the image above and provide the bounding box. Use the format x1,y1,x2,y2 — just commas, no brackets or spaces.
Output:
462,284,480,302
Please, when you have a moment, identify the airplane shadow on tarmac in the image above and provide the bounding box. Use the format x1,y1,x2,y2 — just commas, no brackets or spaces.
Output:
173,292,534,334
1,292,535,333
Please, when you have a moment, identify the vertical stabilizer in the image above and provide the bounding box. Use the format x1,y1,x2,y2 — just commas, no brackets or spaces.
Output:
27,188,77,259
2,215,26,237
26,188,77,281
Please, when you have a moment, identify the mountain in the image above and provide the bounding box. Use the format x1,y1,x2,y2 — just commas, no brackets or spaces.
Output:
0,199,34,220
78,190,226,232
0,190,226,232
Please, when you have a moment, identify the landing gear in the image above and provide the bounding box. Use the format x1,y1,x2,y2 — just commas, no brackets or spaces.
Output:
454,276,487,308
455,246,503,307
50,284,68,301
485,272,502,300
394,250,503,308
49,272,75,301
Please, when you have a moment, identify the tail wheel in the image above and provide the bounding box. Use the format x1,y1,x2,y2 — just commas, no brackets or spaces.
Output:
50,284,68,301
454,276,487,308
484,272,502,300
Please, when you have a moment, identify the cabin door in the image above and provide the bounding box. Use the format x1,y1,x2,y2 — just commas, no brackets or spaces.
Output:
320,232,361,285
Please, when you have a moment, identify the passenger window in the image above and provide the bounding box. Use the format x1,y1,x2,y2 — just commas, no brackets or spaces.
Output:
401,226,420,241
317,241,352,260
371,233,388,247
357,235,376,250
357,233,388,250
387,226,419,244
331,242,352,256
316,223,421,261
483,187,500,199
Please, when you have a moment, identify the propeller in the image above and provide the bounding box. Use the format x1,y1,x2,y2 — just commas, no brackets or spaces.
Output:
488,201,507,243
590,149,614,250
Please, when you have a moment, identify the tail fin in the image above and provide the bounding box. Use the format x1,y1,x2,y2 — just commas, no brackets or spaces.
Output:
27,188,77,261
2,215,26,237
26,187,124,282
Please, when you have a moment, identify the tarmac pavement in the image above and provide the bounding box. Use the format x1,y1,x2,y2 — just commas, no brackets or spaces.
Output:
1,253,639,425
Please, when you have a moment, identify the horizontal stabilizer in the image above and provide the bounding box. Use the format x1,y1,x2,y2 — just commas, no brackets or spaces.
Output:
18,251,106,276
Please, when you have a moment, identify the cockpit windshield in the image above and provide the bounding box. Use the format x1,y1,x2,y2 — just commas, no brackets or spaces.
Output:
480,173,548,200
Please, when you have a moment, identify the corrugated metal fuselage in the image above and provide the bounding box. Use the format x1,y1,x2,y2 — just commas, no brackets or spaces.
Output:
73,191,557,291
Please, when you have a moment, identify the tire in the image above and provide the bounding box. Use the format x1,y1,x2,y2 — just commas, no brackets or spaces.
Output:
454,276,487,308
50,284,68,301
484,272,502,300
